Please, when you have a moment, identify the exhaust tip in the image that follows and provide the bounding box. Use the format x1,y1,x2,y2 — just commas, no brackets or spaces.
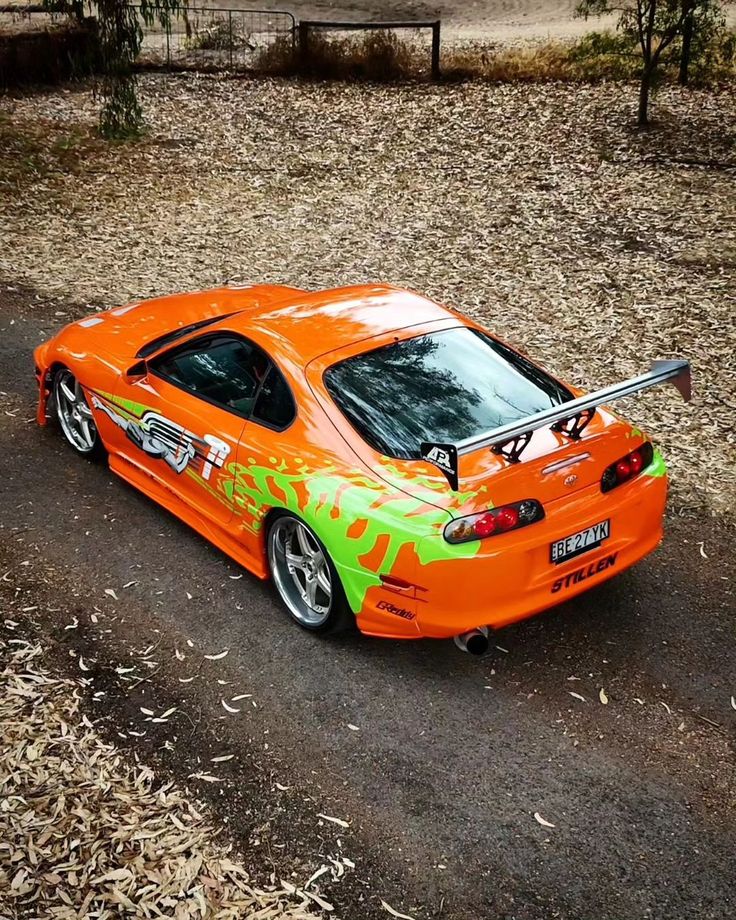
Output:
454,627,490,656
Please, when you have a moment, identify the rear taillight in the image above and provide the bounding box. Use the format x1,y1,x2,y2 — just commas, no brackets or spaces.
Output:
444,499,544,545
601,441,654,492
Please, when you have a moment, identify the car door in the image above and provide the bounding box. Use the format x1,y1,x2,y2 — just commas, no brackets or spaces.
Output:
106,332,270,526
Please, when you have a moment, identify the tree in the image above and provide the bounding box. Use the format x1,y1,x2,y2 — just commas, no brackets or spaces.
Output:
45,0,182,138
678,1,726,85
576,0,720,126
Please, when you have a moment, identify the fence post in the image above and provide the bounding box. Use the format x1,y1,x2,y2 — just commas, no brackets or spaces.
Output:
298,20,309,73
431,19,440,80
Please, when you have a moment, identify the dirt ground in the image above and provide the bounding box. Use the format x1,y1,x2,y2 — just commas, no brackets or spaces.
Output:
170,0,733,42
227,0,618,42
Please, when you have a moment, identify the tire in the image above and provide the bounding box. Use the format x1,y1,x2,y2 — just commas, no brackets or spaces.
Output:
267,512,353,635
53,367,106,461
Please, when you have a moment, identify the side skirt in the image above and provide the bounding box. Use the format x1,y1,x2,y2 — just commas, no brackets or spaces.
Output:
108,454,269,580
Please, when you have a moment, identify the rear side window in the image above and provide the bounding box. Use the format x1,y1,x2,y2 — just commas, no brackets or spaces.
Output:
151,333,295,429
253,366,296,429
324,327,571,458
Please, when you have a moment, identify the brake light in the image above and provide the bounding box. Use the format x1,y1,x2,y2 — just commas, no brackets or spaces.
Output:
444,499,544,544
601,441,654,492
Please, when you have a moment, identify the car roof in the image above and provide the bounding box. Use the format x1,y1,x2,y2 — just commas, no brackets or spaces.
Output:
226,284,458,366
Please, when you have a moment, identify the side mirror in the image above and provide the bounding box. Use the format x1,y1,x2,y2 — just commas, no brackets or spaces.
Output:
125,360,147,382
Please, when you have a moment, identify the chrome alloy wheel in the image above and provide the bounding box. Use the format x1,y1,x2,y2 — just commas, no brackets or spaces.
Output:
54,369,98,453
268,517,333,628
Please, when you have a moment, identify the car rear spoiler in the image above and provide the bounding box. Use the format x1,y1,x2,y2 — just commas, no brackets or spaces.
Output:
420,359,691,490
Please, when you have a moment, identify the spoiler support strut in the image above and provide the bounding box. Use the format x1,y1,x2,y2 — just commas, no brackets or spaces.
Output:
420,359,691,490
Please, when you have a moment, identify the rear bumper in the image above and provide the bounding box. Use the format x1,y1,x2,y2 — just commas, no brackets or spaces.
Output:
410,469,668,639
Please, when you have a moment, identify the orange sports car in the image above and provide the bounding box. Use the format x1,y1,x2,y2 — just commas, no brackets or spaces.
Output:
34,284,690,653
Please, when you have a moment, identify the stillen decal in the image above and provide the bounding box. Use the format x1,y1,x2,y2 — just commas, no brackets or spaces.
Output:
551,553,618,593
92,396,230,478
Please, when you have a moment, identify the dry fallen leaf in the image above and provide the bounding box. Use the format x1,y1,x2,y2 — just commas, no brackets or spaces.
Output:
304,888,334,911
569,691,586,702
221,699,240,714
599,689,609,705
380,899,416,920
317,813,350,828
204,649,229,660
104,588,118,600
304,864,330,888
534,812,556,828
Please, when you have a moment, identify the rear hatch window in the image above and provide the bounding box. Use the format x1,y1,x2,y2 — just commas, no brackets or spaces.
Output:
323,327,572,459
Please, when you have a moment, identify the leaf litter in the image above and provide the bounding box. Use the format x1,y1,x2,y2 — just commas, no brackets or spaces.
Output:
1,75,734,516
0,638,327,918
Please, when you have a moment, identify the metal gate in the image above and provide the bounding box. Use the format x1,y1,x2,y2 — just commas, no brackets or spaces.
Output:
132,5,295,71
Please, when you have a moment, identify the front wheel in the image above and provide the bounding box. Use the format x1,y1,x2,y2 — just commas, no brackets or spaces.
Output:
53,368,105,460
267,513,353,634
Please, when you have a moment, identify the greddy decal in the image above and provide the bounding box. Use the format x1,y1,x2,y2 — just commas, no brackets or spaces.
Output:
92,396,230,478
376,600,415,620
551,553,618,593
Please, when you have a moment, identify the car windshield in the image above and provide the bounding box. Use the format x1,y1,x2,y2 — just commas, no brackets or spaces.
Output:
324,327,572,459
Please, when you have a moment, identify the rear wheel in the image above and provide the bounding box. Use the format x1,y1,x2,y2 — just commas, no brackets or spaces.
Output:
53,368,105,460
267,513,353,634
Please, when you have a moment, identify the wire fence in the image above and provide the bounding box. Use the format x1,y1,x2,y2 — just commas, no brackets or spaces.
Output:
133,6,295,72
1,5,444,78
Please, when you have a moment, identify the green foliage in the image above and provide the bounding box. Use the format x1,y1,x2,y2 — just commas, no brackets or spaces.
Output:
568,30,642,79
43,0,182,138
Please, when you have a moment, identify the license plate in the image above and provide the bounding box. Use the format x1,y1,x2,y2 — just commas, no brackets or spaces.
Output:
550,519,610,565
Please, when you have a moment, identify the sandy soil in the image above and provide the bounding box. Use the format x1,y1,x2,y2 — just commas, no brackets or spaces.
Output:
205,0,618,42
203,0,735,43
3,0,734,44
